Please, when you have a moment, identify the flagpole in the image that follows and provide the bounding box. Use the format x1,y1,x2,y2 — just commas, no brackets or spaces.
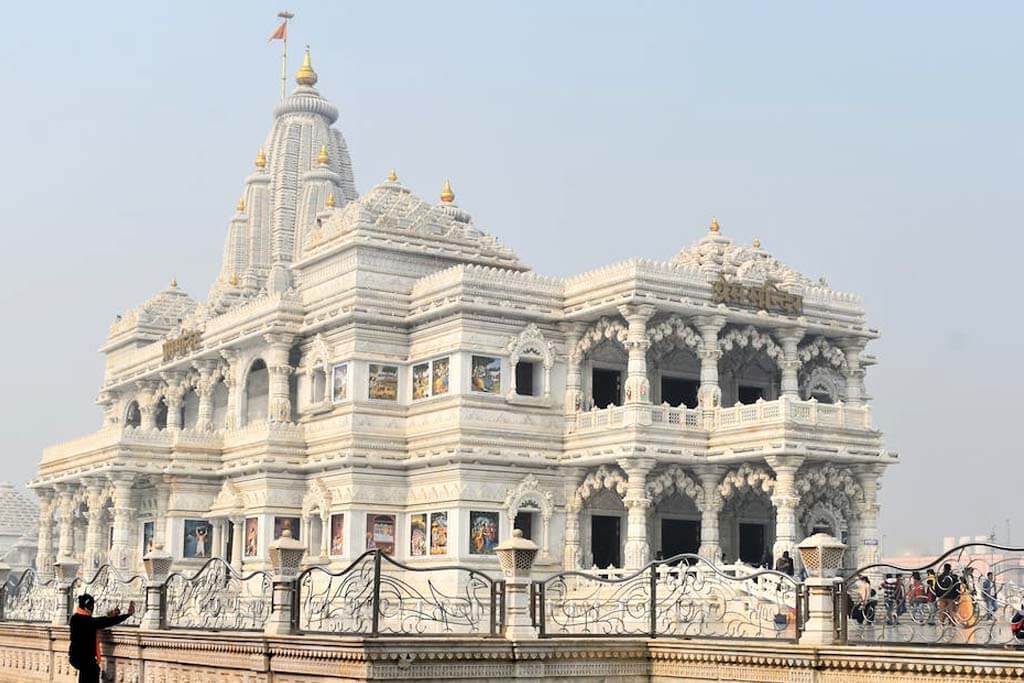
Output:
277,11,294,100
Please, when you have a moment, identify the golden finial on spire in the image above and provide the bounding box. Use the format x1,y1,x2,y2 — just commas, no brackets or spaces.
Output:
229,274,240,287
295,46,318,87
710,217,720,233
236,196,246,212
254,148,267,169
387,169,398,183
170,278,178,289
317,144,329,166
753,237,761,248
440,178,455,204
326,192,336,208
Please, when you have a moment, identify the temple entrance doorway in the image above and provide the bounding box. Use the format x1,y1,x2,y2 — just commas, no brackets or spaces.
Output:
591,515,621,568
660,518,699,560
660,377,699,408
739,522,767,565
592,369,621,408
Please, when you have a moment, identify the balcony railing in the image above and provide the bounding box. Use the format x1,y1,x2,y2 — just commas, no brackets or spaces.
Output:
566,397,872,436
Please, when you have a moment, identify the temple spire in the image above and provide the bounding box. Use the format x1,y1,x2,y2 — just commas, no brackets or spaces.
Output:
440,179,455,204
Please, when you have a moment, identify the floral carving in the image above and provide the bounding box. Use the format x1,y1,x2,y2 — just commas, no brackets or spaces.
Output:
646,315,701,360
718,463,775,499
645,465,705,507
719,326,784,368
569,465,628,511
572,318,628,363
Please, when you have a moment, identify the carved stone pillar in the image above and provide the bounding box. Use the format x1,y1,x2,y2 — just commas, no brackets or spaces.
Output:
162,373,187,432
220,350,240,430
109,473,135,570
618,305,656,404
136,381,160,430
320,513,330,559
153,478,170,551
83,478,108,571
767,456,801,566
230,516,244,569
561,467,585,570
96,390,120,428
560,322,588,414
695,315,726,409
695,467,724,563
777,328,806,399
34,488,56,579
841,338,867,406
194,360,220,431
618,457,656,569
55,484,77,561
265,333,295,423
855,466,883,568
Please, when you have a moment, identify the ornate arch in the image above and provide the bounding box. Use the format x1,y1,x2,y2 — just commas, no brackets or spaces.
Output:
507,324,555,399
795,463,863,538
799,500,848,538
304,333,332,376
719,326,784,368
718,463,775,499
801,365,846,403
504,474,554,561
301,479,332,519
570,465,628,511
645,465,705,508
572,318,628,363
798,337,848,370
646,315,701,361
209,479,243,517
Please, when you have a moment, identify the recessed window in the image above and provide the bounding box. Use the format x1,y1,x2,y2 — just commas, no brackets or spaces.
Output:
592,368,621,408
515,361,535,396
737,385,764,405
660,377,698,408
513,511,534,540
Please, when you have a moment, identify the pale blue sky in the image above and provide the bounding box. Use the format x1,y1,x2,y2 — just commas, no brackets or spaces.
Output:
1,2,1021,554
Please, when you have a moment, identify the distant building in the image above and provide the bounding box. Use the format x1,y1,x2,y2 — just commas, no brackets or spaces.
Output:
28,50,894,579
0,482,38,574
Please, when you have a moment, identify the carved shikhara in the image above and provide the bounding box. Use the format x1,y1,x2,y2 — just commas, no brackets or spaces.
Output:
1,624,1022,683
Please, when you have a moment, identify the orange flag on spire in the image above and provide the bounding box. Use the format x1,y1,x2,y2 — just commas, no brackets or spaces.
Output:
268,21,287,42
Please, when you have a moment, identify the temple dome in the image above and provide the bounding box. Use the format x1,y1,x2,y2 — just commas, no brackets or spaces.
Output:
0,482,37,541
106,281,199,349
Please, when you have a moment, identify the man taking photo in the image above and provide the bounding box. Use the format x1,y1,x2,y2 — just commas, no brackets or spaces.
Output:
68,594,135,683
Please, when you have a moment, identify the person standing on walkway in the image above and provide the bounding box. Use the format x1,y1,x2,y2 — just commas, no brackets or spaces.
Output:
68,594,135,683
774,551,795,577
936,564,960,626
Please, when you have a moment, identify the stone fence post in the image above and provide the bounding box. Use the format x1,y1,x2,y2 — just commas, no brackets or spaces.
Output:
796,533,847,645
141,543,173,630
0,562,9,621
53,558,80,626
494,529,539,640
266,529,306,636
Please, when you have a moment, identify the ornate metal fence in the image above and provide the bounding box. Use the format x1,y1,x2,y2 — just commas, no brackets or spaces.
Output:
1,569,58,623
69,565,145,627
840,543,1024,647
296,550,502,636
163,558,272,631
535,555,801,640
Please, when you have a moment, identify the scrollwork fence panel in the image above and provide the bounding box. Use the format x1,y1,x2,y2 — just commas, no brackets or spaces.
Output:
295,550,500,636
537,554,800,640
163,558,271,631
841,542,1024,647
2,569,57,623
70,565,145,627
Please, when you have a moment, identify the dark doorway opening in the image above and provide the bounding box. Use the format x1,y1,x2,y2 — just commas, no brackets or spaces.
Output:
737,385,765,405
225,520,234,561
592,369,622,408
513,511,534,540
515,362,535,396
739,523,767,565
591,515,621,568
661,377,699,408
660,518,700,560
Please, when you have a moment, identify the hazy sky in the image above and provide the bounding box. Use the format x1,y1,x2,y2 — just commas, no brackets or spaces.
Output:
1,2,1020,555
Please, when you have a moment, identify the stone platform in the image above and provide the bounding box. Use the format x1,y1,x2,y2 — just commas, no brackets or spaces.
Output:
1,624,1021,683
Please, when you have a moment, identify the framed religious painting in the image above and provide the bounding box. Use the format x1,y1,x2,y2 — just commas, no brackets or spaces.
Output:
368,364,398,401
412,363,430,400
471,356,501,394
468,511,499,555
429,511,448,556
432,357,450,396
183,519,212,559
141,521,155,558
365,513,396,554
244,517,259,558
274,516,301,540
331,363,349,402
409,513,427,557
330,513,344,555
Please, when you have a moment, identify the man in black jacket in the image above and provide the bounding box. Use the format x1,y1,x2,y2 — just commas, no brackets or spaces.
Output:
68,594,135,683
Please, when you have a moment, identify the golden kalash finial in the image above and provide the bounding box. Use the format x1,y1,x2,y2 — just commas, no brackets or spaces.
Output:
296,46,318,87
236,196,246,212
317,144,329,166
326,192,336,208
753,237,761,248
440,178,455,204
170,278,178,289
229,274,240,286
254,148,267,169
710,217,720,233
387,169,398,182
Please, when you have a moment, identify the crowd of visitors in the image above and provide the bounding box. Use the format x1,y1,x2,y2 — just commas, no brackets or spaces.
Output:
848,564,1005,628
